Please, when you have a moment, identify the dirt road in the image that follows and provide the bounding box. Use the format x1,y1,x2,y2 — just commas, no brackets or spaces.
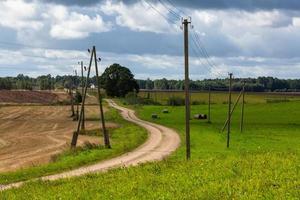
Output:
0,100,180,191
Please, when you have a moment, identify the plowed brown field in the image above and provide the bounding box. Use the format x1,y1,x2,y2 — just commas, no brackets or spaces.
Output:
0,105,117,172
0,90,69,104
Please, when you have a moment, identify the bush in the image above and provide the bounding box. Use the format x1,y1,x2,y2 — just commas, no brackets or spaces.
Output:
167,96,185,106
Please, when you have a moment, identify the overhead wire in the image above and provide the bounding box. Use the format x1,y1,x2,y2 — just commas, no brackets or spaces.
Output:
144,1,214,77
155,0,225,78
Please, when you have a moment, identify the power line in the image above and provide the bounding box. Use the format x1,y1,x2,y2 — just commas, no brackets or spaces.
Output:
157,0,181,19
154,0,224,78
143,0,177,24
143,1,213,76
190,33,224,77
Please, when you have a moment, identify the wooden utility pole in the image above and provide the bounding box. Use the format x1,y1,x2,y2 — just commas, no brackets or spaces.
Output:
71,46,110,148
80,61,85,130
93,46,111,148
183,18,191,160
71,49,93,148
70,87,75,117
240,81,245,133
227,73,233,148
208,86,211,123
74,70,79,121
221,89,243,132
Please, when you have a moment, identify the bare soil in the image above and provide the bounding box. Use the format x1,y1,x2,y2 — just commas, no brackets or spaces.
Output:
0,90,69,104
0,105,117,172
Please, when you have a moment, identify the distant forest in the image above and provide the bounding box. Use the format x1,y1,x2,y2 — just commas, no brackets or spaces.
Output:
137,77,300,92
1,74,300,92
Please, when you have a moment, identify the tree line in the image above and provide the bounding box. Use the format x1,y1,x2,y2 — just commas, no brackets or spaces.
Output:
0,63,139,98
0,74,88,90
137,77,300,92
1,74,300,92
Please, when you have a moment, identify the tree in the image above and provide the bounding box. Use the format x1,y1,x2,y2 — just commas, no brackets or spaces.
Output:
37,74,54,90
145,78,154,90
0,78,12,90
100,63,139,97
74,91,82,104
154,78,169,90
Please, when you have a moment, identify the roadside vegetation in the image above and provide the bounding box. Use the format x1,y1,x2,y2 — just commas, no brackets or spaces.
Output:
0,107,147,185
1,91,299,199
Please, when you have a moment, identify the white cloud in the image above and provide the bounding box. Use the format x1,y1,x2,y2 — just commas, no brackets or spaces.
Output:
2,46,300,79
229,10,292,28
292,17,300,27
48,5,111,39
0,0,43,30
101,1,179,34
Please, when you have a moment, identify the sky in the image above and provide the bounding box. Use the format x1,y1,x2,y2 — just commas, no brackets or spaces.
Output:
1,0,300,80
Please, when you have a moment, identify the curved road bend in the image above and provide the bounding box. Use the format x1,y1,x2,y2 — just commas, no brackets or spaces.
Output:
0,99,180,191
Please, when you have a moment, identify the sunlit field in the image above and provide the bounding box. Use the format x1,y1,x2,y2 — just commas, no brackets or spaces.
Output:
2,92,299,199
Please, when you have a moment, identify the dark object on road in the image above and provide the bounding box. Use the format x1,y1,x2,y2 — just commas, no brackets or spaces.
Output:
194,114,207,120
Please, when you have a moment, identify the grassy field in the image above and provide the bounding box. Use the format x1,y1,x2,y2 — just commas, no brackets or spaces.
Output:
1,92,300,199
139,90,300,104
0,107,147,185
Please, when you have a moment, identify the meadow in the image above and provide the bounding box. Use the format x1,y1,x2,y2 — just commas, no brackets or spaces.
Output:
139,90,300,104
1,92,300,199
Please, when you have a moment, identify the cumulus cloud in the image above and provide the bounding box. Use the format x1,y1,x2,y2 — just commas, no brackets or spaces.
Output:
1,0,300,79
101,1,179,33
0,0,43,30
37,0,300,11
46,5,111,39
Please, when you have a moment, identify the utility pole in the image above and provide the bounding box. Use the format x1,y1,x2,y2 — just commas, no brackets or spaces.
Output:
93,46,111,148
71,49,93,148
70,77,75,117
240,80,245,133
74,70,79,121
183,18,191,160
71,46,110,149
208,86,211,123
227,73,233,148
80,61,85,130
221,89,243,132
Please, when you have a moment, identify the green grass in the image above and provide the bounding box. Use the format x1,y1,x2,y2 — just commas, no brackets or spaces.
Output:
1,93,300,199
139,90,300,105
1,153,298,199
0,107,147,185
